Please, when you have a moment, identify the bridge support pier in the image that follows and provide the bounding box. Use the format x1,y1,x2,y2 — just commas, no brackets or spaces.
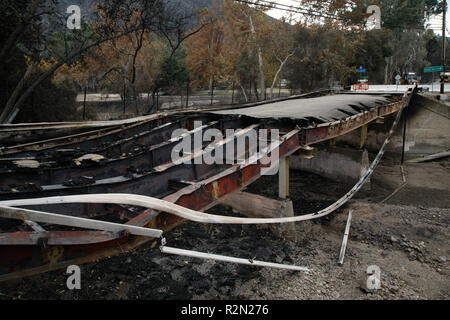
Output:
279,156,290,200
360,124,368,149
290,147,371,190
220,191,297,242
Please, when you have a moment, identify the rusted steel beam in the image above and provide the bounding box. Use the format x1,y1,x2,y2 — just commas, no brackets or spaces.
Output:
0,129,300,281
0,115,240,173
0,126,119,148
0,121,221,188
2,114,218,159
300,101,403,146
0,206,162,238
129,129,302,228
0,123,260,216
1,116,176,158
0,127,118,155
1,126,117,153
0,230,120,245
0,112,181,146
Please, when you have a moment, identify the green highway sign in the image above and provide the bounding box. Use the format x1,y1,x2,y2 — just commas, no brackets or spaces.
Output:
361,75,369,79
424,66,443,73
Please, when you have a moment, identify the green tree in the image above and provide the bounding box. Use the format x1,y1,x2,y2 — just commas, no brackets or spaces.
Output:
376,0,442,30
155,47,190,93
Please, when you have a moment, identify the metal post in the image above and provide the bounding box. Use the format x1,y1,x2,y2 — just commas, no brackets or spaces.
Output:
83,87,87,120
156,90,159,111
338,210,353,265
31,90,34,122
210,80,214,106
432,72,434,92
160,244,309,272
123,84,126,114
134,87,139,115
278,79,281,98
441,0,447,94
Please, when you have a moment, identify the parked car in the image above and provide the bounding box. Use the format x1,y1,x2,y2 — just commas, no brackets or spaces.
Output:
440,72,450,82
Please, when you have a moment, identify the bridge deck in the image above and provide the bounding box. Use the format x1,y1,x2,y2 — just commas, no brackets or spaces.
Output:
212,94,396,123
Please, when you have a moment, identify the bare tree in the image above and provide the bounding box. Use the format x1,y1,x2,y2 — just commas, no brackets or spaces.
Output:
223,0,268,101
266,17,299,100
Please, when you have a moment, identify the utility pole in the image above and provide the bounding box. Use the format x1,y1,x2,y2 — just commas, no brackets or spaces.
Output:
441,0,447,94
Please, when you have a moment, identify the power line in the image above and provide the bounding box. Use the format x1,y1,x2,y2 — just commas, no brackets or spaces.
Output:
235,0,441,31
289,0,348,17
244,0,339,19
267,0,341,18
233,0,342,21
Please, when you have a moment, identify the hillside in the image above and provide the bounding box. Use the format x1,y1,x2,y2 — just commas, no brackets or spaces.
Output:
57,0,223,19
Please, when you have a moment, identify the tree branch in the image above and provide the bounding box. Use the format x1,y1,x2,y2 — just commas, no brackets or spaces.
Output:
0,26,144,123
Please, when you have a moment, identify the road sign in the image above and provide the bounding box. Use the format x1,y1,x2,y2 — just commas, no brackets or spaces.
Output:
424,66,443,73
361,75,369,79
357,66,367,73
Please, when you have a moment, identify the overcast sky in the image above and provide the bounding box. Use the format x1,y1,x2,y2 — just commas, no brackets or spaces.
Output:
265,0,450,35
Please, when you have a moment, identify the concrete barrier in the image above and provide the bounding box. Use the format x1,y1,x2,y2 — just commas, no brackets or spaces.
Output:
290,147,370,188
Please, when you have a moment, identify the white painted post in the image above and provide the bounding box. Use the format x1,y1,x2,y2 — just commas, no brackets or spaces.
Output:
338,210,353,265
161,245,309,272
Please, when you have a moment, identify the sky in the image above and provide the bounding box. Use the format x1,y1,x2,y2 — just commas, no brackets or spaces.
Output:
265,0,450,35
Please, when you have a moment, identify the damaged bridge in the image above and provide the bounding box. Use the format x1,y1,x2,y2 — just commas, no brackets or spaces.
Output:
0,89,415,281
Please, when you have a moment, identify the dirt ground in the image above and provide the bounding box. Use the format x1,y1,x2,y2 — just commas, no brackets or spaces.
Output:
0,156,448,300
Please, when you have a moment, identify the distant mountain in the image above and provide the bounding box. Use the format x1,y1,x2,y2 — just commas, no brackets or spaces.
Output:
57,0,222,21
54,0,275,32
